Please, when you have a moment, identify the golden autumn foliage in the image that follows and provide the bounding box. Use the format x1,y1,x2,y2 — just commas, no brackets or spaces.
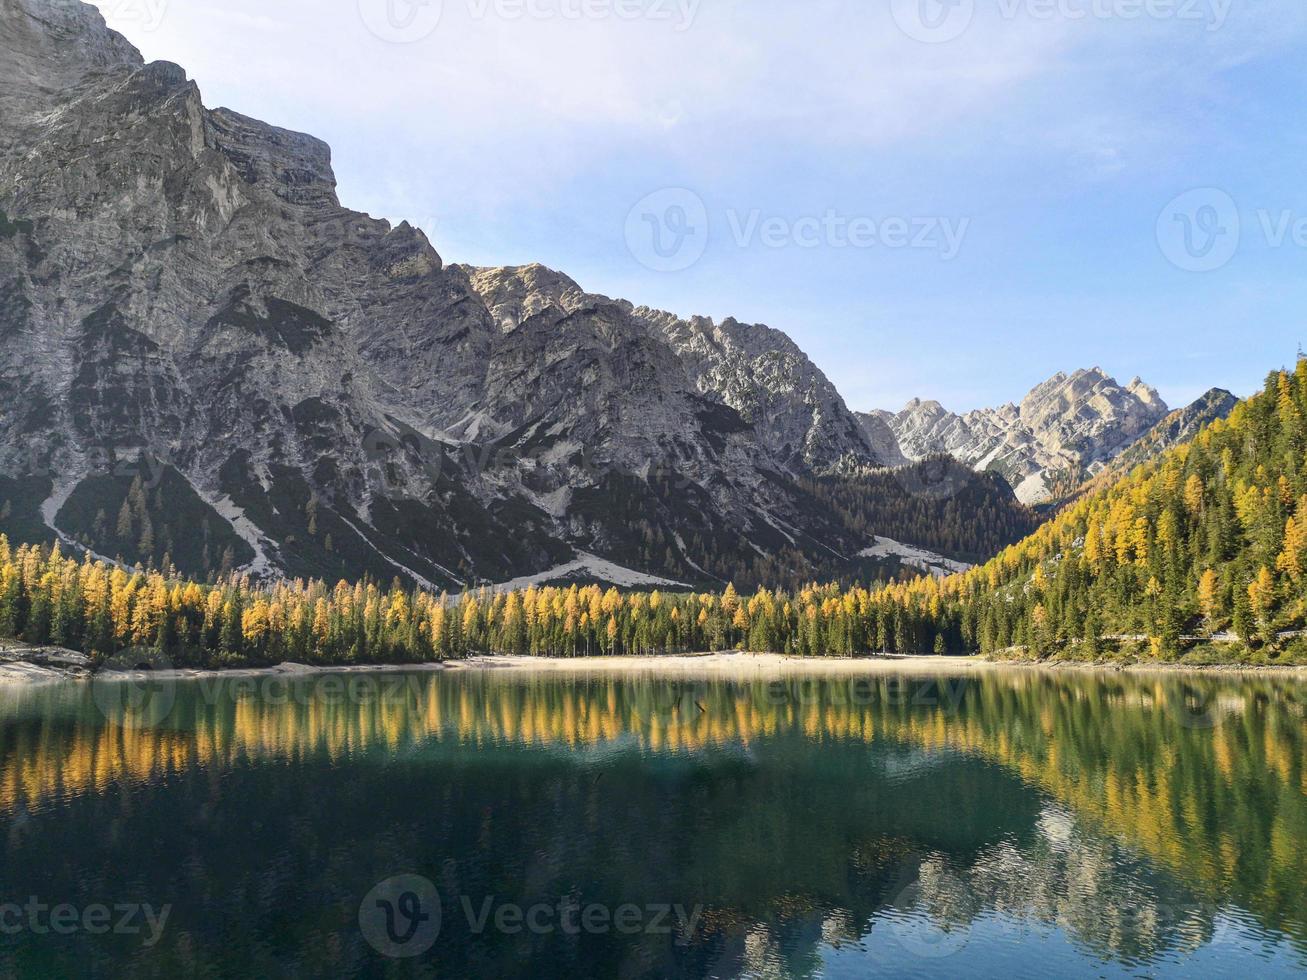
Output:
918,361,1307,658
0,359,1302,666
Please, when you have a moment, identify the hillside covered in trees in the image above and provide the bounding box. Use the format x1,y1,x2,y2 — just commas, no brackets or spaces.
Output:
905,359,1307,662
0,539,954,666
804,458,1039,565
0,360,1303,667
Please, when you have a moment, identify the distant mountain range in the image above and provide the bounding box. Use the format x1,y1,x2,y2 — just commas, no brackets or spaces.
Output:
860,371,1236,506
893,361,1307,660
0,0,1238,591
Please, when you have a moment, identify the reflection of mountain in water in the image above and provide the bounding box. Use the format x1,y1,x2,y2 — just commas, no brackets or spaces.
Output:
912,803,1219,968
882,670,1307,953
0,669,1303,977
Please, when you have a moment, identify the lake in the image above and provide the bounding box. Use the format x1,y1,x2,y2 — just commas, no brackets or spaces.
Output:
0,664,1304,978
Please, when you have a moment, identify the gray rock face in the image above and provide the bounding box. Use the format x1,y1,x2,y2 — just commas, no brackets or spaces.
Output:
1035,387,1238,511
871,369,1171,504
1102,388,1237,478
636,309,879,473
0,0,888,589
460,264,881,473
854,412,909,469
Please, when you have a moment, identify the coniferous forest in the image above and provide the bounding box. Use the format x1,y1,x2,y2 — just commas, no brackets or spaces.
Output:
0,360,1304,668
804,458,1040,564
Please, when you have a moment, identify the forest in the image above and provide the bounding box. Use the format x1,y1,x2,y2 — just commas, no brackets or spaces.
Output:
0,360,1304,668
938,360,1307,662
803,457,1040,564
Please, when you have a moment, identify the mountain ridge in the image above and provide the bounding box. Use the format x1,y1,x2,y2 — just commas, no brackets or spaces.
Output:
456,263,878,472
0,0,1223,593
0,0,935,594
859,367,1178,505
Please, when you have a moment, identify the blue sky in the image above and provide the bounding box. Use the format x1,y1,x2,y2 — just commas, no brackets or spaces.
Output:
94,0,1307,412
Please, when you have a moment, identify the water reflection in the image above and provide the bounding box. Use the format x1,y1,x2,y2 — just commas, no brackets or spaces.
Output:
0,667,1303,977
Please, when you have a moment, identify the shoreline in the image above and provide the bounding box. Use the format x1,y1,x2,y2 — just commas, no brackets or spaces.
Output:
456,652,1307,676
3,648,1306,684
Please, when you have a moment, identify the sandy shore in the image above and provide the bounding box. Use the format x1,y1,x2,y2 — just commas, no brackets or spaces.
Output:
0,661,88,683
0,650,991,684
452,652,995,675
453,652,1307,676
0,647,93,684
3,648,1304,684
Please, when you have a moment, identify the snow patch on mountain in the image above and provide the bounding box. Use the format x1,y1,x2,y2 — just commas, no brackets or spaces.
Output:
480,553,689,594
333,512,449,593
38,476,128,568
39,477,79,542
531,486,572,519
672,531,715,581
859,537,973,578
1014,472,1049,505
206,493,279,579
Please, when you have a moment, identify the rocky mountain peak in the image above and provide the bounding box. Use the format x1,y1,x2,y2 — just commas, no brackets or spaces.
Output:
873,369,1172,504
207,108,340,211
903,398,947,416
3,0,141,76
458,264,885,472
0,0,142,159
1128,376,1164,407
0,0,909,595
460,263,592,333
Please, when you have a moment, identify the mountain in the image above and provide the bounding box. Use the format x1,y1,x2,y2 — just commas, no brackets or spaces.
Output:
876,362,1307,661
5,0,1024,593
1099,387,1238,477
1047,387,1239,508
457,264,876,473
861,368,1171,505
849,411,908,468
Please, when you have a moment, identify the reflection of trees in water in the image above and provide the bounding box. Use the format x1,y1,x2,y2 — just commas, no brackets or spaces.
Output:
880,671,1307,952
0,669,1303,975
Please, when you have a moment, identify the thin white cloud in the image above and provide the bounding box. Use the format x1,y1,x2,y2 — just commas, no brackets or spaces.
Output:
84,0,1307,410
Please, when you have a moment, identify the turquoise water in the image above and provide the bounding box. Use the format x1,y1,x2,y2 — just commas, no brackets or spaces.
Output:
0,666,1304,977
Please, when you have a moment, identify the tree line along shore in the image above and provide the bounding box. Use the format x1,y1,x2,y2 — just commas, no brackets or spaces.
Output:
0,361,1304,670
